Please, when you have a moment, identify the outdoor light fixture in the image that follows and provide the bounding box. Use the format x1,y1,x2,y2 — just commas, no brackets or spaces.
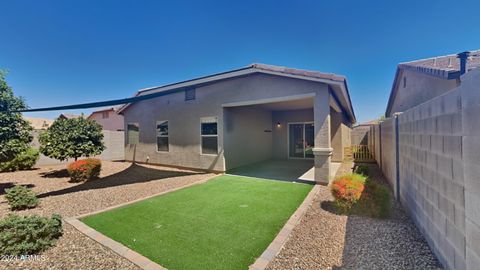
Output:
276,122,281,128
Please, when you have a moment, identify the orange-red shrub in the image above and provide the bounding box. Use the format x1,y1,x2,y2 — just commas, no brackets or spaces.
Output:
331,174,366,208
67,158,101,182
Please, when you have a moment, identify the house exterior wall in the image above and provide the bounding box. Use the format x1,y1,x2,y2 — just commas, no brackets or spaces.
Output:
330,109,343,162
89,110,124,131
223,106,273,170
389,69,459,116
330,109,352,162
351,125,371,145
272,109,314,160
341,121,352,149
122,73,332,174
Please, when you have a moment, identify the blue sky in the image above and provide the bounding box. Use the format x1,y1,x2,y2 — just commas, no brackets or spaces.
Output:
0,0,479,122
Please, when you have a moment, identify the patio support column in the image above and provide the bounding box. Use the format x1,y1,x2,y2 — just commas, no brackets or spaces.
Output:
313,89,332,184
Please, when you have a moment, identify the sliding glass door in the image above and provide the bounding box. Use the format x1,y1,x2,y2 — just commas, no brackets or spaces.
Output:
288,122,314,159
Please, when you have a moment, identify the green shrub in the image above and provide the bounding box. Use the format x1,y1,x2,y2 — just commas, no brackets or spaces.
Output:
0,148,39,172
0,214,62,255
4,185,39,210
354,165,369,176
67,158,101,182
331,173,367,212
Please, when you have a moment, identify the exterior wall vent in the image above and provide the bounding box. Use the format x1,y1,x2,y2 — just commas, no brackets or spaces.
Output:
185,88,196,101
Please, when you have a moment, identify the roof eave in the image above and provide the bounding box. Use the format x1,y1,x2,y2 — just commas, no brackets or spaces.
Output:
117,67,354,121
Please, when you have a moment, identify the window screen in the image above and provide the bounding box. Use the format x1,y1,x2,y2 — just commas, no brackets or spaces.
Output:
201,117,218,154
156,120,169,152
127,123,139,145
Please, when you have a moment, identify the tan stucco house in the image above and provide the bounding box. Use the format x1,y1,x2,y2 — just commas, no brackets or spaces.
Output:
88,107,124,131
117,64,356,184
386,49,480,117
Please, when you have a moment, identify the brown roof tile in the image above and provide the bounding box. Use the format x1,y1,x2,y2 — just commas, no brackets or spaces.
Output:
398,49,480,78
250,63,346,82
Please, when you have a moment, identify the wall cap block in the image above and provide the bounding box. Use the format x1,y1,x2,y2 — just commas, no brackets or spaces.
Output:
313,148,333,156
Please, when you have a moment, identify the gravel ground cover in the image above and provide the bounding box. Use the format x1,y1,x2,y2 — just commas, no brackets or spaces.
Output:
0,161,215,270
0,161,442,270
266,162,442,270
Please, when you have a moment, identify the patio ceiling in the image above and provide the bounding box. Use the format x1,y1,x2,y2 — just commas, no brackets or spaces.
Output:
241,98,313,111
222,92,341,112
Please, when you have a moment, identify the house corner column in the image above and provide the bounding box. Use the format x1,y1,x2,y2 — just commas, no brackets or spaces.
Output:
313,147,333,184
313,88,332,185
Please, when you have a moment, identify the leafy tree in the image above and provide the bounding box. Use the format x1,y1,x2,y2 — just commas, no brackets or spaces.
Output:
39,117,105,161
0,70,33,163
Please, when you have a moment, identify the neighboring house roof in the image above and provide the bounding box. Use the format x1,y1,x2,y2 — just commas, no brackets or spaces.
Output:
117,63,356,123
87,107,117,119
24,117,54,130
58,113,81,119
385,49,480,116
398,49,480,79
354,119,379,127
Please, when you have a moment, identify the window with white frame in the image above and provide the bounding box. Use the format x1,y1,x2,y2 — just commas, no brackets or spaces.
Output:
201,117,218,155
127,123,139,145
156,120,169,152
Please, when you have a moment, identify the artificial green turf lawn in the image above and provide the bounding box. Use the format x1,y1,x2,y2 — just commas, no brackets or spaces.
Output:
81,175,313,270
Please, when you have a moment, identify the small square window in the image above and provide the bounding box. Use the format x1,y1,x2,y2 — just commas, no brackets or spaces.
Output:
185,88,196,101
102,111,109,119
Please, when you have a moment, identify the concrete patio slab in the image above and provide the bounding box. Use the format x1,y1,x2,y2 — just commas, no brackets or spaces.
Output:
228,160,342,183
228,159,314,182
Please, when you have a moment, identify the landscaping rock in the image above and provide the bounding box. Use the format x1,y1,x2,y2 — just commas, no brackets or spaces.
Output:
0,161,215,270
266,162,442,270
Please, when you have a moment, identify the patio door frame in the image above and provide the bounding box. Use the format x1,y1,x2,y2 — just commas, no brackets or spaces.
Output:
287,121,314,160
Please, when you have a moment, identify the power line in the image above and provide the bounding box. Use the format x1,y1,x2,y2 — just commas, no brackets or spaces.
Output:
1,88,179,113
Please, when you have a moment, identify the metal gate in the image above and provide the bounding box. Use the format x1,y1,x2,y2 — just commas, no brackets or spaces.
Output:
345,145,375,163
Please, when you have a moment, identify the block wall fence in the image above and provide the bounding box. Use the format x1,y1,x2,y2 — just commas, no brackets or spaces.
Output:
369,68,480,270
32,130,125,166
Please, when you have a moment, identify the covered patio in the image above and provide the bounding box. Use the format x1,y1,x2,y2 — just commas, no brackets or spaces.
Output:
222,91,349,184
